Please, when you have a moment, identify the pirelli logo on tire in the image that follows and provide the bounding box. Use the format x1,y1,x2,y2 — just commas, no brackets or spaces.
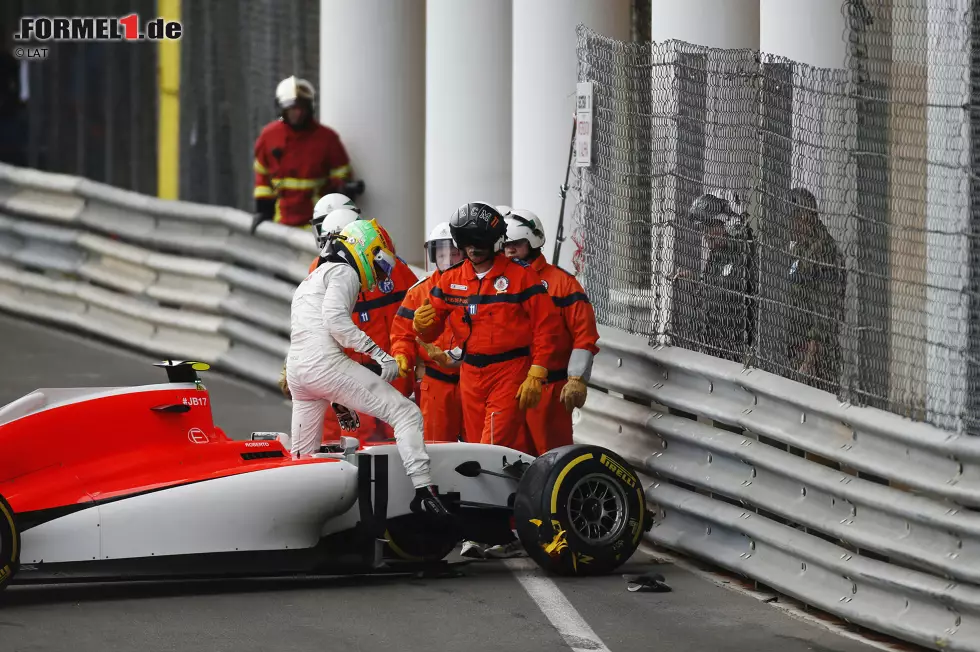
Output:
600,453,638,488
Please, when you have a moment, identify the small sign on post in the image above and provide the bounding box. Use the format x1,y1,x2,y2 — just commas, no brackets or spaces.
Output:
575,81,593,167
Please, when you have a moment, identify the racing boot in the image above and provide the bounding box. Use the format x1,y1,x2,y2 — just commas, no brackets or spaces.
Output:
483,531,527,559
460,540,487,559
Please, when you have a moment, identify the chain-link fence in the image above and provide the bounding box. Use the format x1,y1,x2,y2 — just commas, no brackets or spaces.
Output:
179,0,319,211
572,0,979,436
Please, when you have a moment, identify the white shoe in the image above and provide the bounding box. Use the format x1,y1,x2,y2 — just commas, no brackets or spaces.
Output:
460,540,486,559
483,539,527,559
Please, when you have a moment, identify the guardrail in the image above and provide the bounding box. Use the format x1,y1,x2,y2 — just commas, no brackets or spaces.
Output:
0,162,975,649
0,162,422,390
575,324,980,651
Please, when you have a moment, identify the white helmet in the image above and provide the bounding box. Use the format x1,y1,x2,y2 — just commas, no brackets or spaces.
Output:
496,205,513,217
425,221,463,273
275,76,316,111
312,194,360,248
504,208,546,250
315,208,362,250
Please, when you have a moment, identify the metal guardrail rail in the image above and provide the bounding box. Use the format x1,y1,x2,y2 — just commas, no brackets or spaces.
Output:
0,162,373,389
575,325,980,651
0,162,976,649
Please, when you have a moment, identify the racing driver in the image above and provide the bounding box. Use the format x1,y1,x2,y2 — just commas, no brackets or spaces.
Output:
287,218,450,518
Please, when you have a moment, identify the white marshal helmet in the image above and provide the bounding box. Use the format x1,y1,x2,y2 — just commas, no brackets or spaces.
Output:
504,208,546,250
314,208,362,251
425,221,453,246
311,194,361,248
275,76,316,111
425,221,463,273
496,205,513,217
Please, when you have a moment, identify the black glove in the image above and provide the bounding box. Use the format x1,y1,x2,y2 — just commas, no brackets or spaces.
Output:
250,198,276,234
332,403,360,431
410,485,452,519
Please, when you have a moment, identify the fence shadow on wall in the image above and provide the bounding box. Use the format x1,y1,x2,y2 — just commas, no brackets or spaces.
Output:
573,12,978,437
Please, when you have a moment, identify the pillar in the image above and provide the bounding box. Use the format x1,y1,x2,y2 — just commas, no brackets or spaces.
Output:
651,0,759,49
759,0,865,399
926,0,971,431
318,0,426,265
511,0,630,270
156,0,181,199
887,0,929,418
650,0,759,349
425,0,512,240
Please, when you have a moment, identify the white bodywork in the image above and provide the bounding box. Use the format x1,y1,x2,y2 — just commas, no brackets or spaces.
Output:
21,460,359,564
19,440,532,566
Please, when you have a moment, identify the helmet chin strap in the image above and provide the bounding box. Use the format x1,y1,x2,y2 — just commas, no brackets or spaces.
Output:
466,248,494,266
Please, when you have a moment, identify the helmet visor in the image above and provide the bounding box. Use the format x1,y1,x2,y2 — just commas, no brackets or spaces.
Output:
427,239,463,272
373,248,396,281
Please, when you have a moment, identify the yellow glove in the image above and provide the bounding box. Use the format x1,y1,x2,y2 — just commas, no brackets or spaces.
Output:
516,365,548,410
413,297,437,335
395,353,413,378
418,339,454,368
278,362,290,398
559,376,588,412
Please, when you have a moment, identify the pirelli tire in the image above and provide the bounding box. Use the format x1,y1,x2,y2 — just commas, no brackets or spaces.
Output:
0,494,20,592
514,444,647,577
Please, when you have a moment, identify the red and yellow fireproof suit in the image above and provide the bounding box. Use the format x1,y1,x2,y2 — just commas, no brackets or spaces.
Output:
306,255,418,442
253,119,352,227
524,256,600,455
417,254,564,453
390,271,463,443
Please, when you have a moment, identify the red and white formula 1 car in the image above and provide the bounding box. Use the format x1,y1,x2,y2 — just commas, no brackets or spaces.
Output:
0,361,651,591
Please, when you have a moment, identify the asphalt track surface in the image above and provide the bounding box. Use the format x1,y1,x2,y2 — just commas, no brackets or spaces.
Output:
0,312,878,652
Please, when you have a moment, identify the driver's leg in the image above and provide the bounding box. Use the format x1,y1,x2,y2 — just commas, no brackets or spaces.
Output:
291,397,329,457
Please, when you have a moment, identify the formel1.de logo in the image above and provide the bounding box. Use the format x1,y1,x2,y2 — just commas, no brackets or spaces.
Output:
14,14,182,42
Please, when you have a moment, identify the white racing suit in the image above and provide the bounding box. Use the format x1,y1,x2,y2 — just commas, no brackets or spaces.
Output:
286,260,433,489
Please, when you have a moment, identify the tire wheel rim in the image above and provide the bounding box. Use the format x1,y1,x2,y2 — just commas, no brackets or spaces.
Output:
566,473,628,545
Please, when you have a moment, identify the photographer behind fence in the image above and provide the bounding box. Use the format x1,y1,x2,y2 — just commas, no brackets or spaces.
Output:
671,193,754,359
697,208,756,363
783,187,845,392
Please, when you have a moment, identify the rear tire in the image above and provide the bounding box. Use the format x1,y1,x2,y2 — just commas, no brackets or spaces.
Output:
514,444,646,576
0,494,20,592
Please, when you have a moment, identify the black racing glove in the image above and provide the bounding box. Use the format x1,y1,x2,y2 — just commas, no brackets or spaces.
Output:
332,403,360,431
410,485,452,519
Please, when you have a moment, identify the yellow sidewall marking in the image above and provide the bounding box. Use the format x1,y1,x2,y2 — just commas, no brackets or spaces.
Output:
0,500,17,561
550,453,594,514
384,528,423,562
